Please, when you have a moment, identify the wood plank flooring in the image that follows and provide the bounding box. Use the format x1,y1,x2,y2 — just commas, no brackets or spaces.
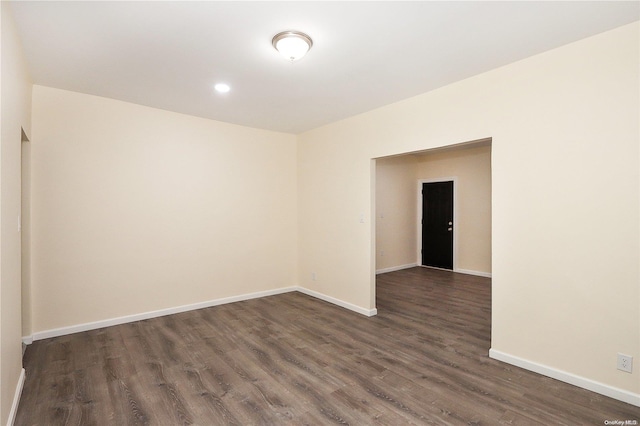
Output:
15,267,640,425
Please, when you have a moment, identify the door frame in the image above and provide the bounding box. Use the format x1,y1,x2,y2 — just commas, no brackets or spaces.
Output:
416,177,458,271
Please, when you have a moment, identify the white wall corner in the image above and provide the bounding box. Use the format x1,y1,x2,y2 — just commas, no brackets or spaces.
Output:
27,286,380,344
489,348,640,407
7,368,26,426
295,286,377,317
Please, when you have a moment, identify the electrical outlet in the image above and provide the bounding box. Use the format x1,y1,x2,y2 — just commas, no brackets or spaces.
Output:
617,353,633,373
311,272,317,281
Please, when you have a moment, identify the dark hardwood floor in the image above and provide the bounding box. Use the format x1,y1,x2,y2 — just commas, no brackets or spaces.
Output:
15,267,640,425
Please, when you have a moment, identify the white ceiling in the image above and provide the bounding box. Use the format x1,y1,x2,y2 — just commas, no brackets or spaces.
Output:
9,1,639,134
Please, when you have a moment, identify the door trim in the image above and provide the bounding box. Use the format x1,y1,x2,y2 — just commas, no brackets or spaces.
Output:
417,177,458,270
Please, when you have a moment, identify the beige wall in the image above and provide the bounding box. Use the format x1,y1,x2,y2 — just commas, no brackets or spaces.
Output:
375,155,417,271
1,3,32,424
30,86,298,333
415,144,491,274
298,22,639,396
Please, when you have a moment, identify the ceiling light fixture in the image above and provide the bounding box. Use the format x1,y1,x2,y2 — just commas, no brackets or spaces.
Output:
272,30,313,62
214,83,230,93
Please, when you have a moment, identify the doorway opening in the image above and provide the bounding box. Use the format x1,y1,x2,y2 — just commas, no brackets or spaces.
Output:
373,137,492,290
21,127,32,349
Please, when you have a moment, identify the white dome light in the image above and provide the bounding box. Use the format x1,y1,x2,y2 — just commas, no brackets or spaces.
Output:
272,31,313,62
214,83,230,93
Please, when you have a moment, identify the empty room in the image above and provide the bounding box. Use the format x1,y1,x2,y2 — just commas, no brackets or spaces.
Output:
1,1,639,424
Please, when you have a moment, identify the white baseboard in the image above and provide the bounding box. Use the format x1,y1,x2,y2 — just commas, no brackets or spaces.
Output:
419,264,492,278
7,368,25,426
26,286,297,342
376,263,418,275
489,349,640,407
295,287,377,317
455,268,492,278
23,285,378,343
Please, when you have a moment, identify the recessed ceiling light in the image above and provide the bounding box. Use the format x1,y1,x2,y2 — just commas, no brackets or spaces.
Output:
272,30,313,62
214,83,230,93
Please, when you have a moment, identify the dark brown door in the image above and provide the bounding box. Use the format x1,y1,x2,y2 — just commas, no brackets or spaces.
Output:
421,181,453,269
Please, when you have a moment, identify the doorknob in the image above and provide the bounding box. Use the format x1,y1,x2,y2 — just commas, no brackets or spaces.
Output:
447,227,452,231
